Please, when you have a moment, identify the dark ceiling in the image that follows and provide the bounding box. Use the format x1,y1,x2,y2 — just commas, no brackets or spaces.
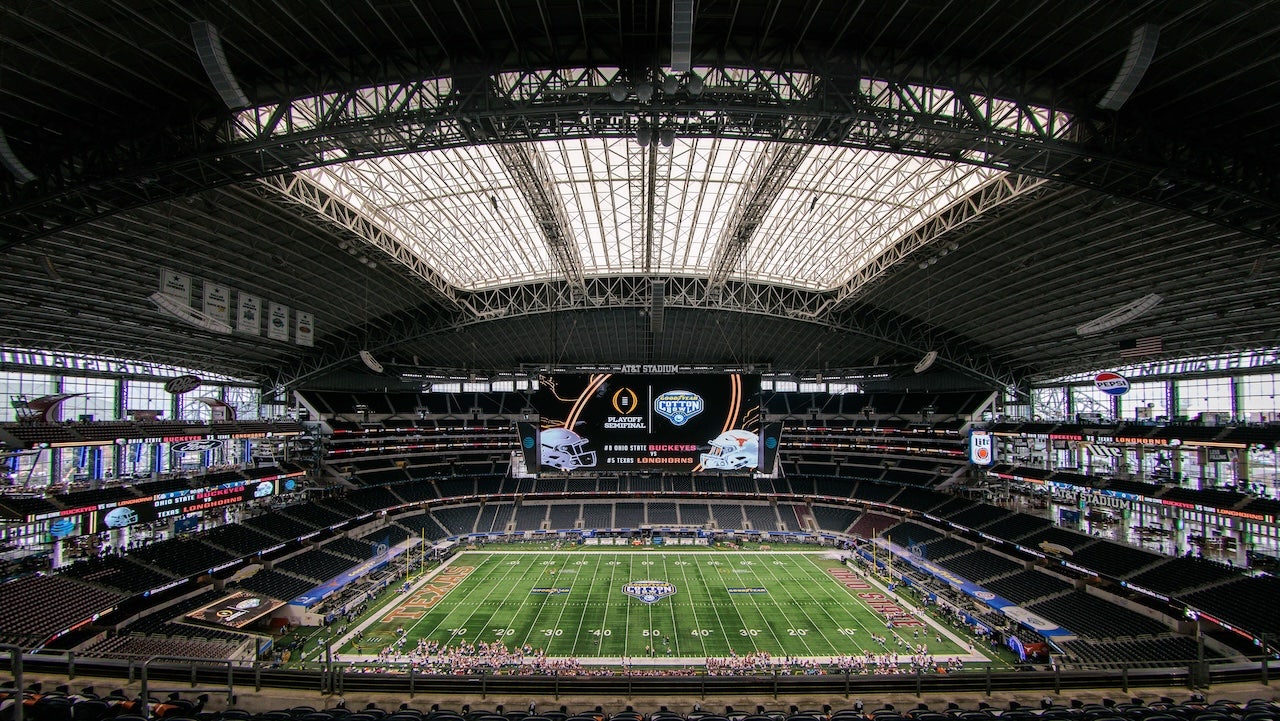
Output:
0,1,1278,392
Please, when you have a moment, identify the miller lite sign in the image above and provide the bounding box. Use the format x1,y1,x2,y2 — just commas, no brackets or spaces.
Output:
969,430,995,466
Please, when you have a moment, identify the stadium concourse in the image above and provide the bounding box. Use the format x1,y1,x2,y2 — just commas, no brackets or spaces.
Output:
6,0,1280,712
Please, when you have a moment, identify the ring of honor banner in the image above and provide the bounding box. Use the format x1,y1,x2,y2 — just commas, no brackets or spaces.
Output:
532,373,762,474
159,269,191,303
203,282,231,326
295,311,314,347
237,293,261,335
267,302,290,342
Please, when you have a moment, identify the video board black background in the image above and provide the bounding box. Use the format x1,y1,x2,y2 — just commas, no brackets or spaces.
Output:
532,373,761,474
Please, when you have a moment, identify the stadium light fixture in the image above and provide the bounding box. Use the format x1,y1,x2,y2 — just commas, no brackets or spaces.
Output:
686,73,705,97
913,350,939,374
148,291,233,334
0,127,36,185
1075,293,1162,336
358,350,385,374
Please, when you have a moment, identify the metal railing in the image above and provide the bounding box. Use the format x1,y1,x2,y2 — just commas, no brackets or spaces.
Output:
0,652,1273,701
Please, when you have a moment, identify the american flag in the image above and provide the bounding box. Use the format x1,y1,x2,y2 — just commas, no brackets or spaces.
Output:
1119,336,1163,358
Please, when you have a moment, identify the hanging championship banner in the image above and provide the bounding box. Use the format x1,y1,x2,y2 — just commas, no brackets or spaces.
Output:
295,311,314,347
159,269,191,304
267,302,290,342
237,293,261,336
203,282,230,325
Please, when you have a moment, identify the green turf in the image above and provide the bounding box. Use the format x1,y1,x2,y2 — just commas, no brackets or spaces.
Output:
345,551,977,660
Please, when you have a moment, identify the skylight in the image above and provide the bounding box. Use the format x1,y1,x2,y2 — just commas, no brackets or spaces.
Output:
298,137,1001,291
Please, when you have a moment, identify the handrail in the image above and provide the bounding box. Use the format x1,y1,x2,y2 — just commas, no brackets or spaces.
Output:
142,655,235,716
0,645,24,721
0,653,1271,699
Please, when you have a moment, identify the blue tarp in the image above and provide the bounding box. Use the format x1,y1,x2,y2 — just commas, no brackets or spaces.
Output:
869,538,1076,640
290,541,414,607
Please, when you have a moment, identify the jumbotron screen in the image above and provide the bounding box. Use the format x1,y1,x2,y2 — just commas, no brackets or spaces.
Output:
531,372,770,474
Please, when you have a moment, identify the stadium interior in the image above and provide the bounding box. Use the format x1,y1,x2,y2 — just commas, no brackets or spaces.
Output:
1,0,1280,718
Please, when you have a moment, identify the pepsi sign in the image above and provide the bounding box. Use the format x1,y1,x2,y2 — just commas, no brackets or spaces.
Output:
164,374,202,394
1094,372,1130,396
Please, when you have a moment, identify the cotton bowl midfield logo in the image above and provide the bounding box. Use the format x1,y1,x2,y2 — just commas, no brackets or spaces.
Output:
654,390,703,426
622,580,677,604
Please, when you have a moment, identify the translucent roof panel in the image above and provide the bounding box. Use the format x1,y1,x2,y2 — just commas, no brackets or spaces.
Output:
751,146,1001,289
305,147,555,287
296,137,1006,292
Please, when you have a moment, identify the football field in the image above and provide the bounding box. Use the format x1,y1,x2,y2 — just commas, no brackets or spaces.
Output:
345,551,979,661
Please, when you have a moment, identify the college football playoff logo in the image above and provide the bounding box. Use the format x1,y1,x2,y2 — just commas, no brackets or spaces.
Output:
622,580,677,604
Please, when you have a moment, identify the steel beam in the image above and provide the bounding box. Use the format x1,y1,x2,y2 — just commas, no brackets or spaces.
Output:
708,138,812,288
3,64,1276,254
488,142,586,290
253,174,462,309
830,172,1050,309
267,274,1023,391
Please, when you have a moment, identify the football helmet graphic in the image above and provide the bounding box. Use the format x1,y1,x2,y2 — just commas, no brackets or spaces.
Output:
700,429,759,470
540,427,597,470
103,506,139,528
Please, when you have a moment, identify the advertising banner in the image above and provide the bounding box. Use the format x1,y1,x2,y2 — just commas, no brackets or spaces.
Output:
237,293,262,335
970,430,995,465
267,302,290,342
203,282,230,325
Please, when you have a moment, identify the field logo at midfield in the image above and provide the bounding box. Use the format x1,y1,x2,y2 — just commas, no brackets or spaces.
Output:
654,390,703,426
622,580,677,604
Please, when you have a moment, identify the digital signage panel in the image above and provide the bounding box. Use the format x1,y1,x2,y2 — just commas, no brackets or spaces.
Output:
532,373,763,474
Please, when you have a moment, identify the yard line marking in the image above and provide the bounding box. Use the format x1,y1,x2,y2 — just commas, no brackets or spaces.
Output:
696,555,755,655
567,554,603,655
435,552,537,647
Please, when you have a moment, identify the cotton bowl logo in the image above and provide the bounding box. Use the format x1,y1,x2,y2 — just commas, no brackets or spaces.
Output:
1094,371,1130,396
654,390,703,426
622,580,677,604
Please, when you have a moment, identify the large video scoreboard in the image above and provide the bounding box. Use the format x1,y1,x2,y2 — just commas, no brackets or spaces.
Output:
529,372,779,475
